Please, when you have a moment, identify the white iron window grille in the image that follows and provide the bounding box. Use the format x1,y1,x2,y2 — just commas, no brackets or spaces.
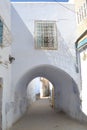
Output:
35,21,57,50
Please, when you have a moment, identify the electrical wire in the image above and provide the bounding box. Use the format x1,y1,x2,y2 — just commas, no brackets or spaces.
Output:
53,0,77,63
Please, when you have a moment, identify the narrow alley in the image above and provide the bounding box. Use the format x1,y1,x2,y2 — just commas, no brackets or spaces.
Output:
10,98,87,130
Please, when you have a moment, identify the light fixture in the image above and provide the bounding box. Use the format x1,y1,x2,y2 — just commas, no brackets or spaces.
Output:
9,55,15,64
0,55,15,67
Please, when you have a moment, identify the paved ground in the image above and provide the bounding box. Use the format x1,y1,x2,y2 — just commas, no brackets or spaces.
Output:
10,98,87,130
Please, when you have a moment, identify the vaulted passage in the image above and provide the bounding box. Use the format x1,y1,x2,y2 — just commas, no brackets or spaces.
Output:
12,64,83,124
10,98,87,130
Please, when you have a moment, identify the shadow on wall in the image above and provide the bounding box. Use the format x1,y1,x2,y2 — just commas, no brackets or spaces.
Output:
13,64,87,124
11,4,76,76
11,4,35,54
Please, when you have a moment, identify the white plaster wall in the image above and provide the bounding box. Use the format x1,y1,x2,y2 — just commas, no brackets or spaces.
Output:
11,78,41,123
0,0,11,29
27,78,41,106
11,2,79,85
0,0,11,130
0,48,11,130
9,2,84,128
80,49,87,116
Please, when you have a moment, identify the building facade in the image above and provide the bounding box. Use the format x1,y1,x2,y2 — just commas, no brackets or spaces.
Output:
9,2,84,128
75,0,87,115
0,0,12,130
1,1,87,130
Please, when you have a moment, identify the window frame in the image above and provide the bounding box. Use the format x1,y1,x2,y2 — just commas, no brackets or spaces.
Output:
34,20,58,50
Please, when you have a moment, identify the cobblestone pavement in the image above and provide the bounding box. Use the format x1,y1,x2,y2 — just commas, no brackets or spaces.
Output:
10,98,87,130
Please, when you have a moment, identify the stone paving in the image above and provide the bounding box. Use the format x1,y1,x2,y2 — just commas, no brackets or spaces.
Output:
10,98,87,130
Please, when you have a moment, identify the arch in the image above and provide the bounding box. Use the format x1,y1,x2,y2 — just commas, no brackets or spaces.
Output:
14,64,81,122
16,64,78,93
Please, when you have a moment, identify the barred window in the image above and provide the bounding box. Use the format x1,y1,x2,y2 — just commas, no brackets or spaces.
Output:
0,20,3,45
35,21,57,50
77,1,87,24
84,2,87,17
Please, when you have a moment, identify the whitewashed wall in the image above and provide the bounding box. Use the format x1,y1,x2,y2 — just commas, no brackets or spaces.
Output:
80,49,87,115
0,0,11,29
8,2,87,129
0,0,11,130
11,2,79,84
27,78,41,106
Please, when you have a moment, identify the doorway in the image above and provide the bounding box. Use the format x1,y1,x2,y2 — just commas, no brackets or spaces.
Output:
80,49,87,114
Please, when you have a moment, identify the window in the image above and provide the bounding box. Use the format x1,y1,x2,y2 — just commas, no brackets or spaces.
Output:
77,1,87,24
0,20,3,45
35,21,57,50
83,3,87,17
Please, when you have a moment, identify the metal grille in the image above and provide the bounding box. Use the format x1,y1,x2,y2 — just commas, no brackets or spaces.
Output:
0,17,12,47
35,21,57,50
